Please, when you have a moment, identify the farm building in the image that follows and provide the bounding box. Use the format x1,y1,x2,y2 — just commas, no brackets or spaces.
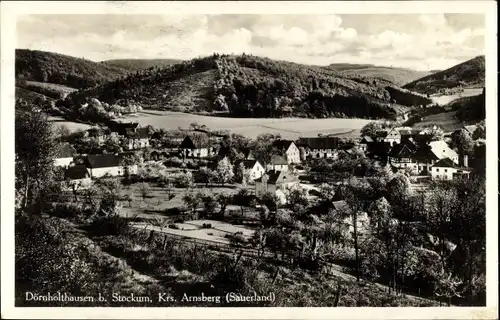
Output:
179,136,217,159
234,159,266,182
431,157,472,181
54,142,77,167
125,127,151,150
84,153,138,178
266,155,289,172
87,127,111,145
383,128,402,146
272,140,301,164
255,170,299,204
358,136,373,152
63,165,92,190
297,136,340,159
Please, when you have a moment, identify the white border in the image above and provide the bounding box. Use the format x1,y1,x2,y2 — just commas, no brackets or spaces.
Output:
1,2,498,319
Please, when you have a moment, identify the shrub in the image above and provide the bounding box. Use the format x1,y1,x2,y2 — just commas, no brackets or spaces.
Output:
202,223,213,229
168,223,179,229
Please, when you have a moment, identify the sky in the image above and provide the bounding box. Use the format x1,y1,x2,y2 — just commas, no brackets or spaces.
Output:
17,14,485,71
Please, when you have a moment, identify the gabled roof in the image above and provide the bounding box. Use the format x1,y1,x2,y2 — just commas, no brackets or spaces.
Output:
85,154,121,168
65,165,90,180
432,158,473,171
125,127,150,139
298,137,340,150
331,200,349,212
388,143,417,158
429,140,458,162
270,154,288,165
108,121,139,135
55,142,76,158
360,136,373,143
179,135,210,149
235,159,262,170
412,144,440,162
464,125,477,134
273,140,295,151
255,170,298,185
385,128,401,138
401,134,433,146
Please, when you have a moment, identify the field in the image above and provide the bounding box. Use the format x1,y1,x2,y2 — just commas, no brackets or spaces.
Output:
49,116,93,132
412,111,462,132
429,88,484,106
125,111,372,139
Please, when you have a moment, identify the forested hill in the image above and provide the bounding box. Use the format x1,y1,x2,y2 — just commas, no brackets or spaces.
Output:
403,56,485,95
325,63,432,87
16,49,130,89
62,53,432,121
103,59,183,71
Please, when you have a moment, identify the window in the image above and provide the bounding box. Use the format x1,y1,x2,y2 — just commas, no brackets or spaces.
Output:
436,168,439,172
444,169,447,173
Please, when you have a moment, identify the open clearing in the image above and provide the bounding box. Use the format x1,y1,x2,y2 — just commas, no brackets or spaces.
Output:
124,111,371,139
413,111,462,132
429,88,483,106
49,116,93,132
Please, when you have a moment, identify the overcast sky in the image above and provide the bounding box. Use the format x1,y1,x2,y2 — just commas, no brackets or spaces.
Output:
17,14,485,71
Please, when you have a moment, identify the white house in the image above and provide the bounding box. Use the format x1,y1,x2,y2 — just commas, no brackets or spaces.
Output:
383,128,402,146
431,157,472,181
54,143,77,167
273,140,301,164
266,155,289,172
85,153,138,178
234,159,266,182
255,170,299,204
297,137,340,159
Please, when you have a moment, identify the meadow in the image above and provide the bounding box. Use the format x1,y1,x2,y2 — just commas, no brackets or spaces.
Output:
429,88,483,106
125,111,372,139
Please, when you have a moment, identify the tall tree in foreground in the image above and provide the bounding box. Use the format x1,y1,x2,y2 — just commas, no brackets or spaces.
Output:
15,102,56,210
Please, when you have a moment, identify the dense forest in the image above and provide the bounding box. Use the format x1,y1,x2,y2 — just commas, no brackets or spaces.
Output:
454,89,486,123
15,49,130,89
326,64,432,86
102,59,183,71
403,56,485,95
59,53,432,121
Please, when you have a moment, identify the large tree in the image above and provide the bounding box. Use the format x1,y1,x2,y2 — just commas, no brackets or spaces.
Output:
15,102,57,210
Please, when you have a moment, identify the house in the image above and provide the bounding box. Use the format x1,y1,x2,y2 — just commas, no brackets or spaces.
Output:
266,155,289,172
108,121,139,136
429,140,459,164
84,153,138,178
179,136,216,159
255,170,299,204
241,148,256,160
234,159,266,182
272,140,301,164
463,125,478,136
63,165,92,190
387,142,420,171
365,141,392,161
125,127,150,150
431,157,472,181
358,136,373,152
54,143,77,167
87,127,110,145
383,128,401,146
298,137,340,159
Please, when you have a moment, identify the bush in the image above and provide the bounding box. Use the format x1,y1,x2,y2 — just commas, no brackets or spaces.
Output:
51,202,85,220
202,223,212,229
168,223,179,229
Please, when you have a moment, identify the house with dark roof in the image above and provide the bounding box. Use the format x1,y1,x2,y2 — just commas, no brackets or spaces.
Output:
266,154,289,172
62,165,92,190
234,159,266,182
254,170,299,204
358,136,373,152
84,153,138,178
431,157,472,181
54,143,77,167
272,140,301,164
108,121,139,135
125,127,151,150
179,135,217,159
297,137,340,159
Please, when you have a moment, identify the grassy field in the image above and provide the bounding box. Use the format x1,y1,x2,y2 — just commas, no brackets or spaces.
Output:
125,111,371,139
49,116,93,132
429,88,483,106
412,111,462,132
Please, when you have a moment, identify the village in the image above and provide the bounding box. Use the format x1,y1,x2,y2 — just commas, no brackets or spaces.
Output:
51,113,485,255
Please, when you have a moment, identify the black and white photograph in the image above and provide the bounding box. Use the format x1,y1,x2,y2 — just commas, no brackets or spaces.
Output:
1,1,498,319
